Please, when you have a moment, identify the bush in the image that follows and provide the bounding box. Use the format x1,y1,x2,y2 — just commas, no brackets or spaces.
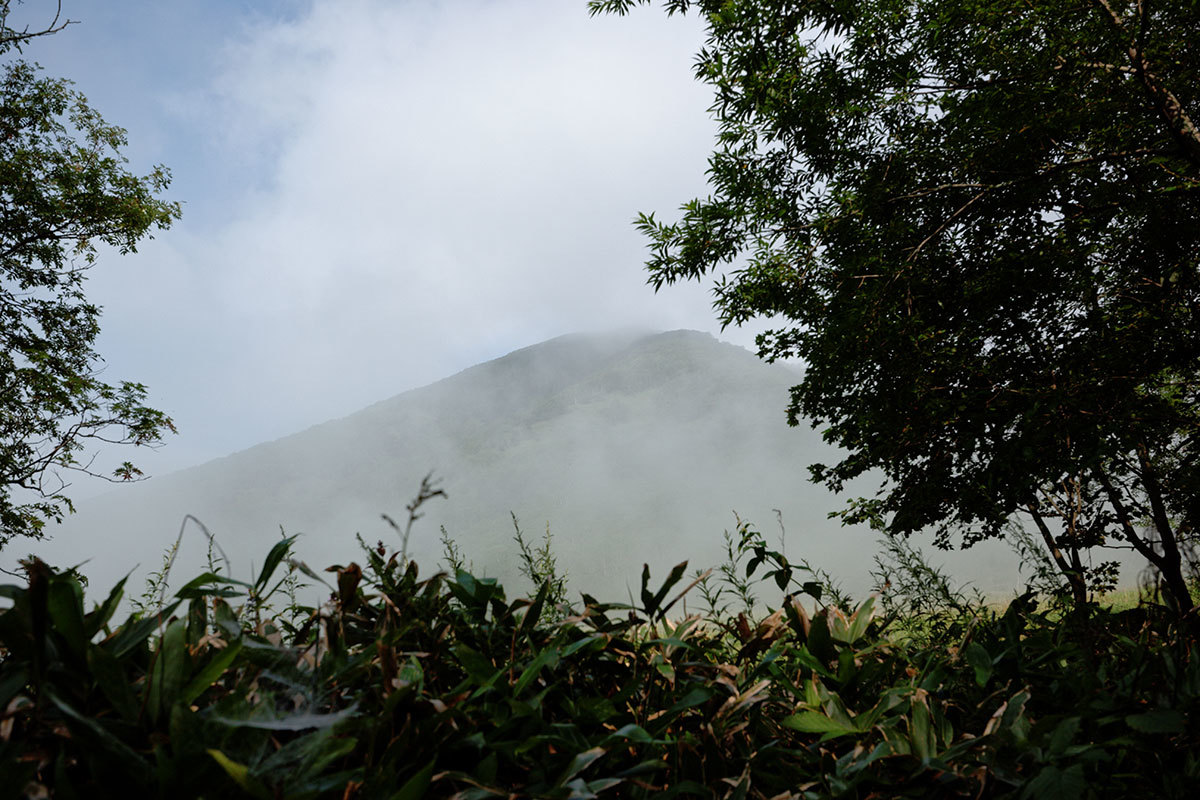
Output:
1,522,1197,797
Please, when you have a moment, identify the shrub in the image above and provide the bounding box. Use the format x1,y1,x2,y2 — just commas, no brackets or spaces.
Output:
1,521,1197,797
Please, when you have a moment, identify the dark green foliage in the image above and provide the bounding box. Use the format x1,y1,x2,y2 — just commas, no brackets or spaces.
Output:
0,2,180,546
2,528,1197,798
589,0,1200,610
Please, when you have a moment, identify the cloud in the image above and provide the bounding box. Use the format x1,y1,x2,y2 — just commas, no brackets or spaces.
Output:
138,0,734,458
27,0,769,489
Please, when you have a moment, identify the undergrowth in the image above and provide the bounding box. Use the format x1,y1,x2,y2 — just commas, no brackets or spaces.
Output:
1,500,1197,798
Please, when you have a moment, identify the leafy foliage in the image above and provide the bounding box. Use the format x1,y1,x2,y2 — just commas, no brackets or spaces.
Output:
589,0,1200,609
1,519,1197,797
0,1,179,547
510,512,570,620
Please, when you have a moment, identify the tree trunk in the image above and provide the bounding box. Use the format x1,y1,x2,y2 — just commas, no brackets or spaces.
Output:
1028,506,1088,607
1096,465,1195,614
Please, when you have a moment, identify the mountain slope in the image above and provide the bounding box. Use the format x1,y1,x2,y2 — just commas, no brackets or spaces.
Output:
29,330,1022,602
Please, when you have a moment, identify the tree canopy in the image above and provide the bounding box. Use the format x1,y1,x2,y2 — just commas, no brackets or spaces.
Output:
1,2,179,548
593,0,1200,608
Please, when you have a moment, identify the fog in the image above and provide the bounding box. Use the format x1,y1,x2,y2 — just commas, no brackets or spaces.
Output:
11,331,1056,611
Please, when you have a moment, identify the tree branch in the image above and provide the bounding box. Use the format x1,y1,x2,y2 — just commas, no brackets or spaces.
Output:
1095,466,1165,568
1136,442,1182,564
0,1,73,51
1093,0,1200,168
904,189,988,263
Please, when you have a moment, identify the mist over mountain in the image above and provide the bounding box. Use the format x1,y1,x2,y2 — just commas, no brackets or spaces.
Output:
27,330,1026,603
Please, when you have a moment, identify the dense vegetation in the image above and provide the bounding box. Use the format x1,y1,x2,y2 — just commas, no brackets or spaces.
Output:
1,511,1197,798
591,0,1200,610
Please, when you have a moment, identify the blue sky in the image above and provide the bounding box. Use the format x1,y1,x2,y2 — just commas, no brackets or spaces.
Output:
11,0,771,485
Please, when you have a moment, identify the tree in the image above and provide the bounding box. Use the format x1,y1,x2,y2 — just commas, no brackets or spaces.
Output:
592,0,1200,609
1,2,179,548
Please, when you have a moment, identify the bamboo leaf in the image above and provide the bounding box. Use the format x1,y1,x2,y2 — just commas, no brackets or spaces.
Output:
780,710,857,737
1126,710,1185,734
84,574,127,639
47,577,87,659
555,746,606,787
86,644,138,722
181,638,244,705
513,645,559,696
390,759,436,800
105,601,182,659
147,617,189,721
254,535,297,593
964,642,993,687
846,595,876,642
643,563,691,618
207,749,270,798
518,580,550,640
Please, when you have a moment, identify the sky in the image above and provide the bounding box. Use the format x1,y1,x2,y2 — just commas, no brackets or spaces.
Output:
9,0,766,486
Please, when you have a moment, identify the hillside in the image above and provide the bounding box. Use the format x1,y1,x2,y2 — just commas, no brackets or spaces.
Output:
26,330,1024,602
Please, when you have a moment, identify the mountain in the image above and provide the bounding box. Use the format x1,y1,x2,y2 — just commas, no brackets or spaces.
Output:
26,330,1026,603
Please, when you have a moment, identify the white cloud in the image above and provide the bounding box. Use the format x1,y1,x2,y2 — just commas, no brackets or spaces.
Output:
45,0,767,484
178,2,727,439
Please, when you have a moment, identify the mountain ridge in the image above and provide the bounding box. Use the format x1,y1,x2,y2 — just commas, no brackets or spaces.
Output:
24,329,1022,602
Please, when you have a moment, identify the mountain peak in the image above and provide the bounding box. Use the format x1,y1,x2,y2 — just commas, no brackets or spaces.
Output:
30,329,1024,604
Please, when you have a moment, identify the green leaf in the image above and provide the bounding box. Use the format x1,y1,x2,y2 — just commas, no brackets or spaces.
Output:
146,618,188,721
455,644,499,685
602,724,655,744
207,749,269,798
666,686,711,713
397,656,424,690
555,747,606,787
181,638,244,705
964,642,993,687
253,535,297,595
909,695,934,761
0,668,28,711
518,580,550,640
559,634,604,659
105,601,182,659
640,561,688,619
806,613,835,662
773,567,792,591
780,710,858,737
1125,709,1186,734
86,644,138,721
846,595,875,642
1020,764,1086,800
84,574,127,639
639,563,654,612
514,645,560,696
211,598,241,639
288,558,333,589
47,577,87,658
174,571,252,599
1047,716,1081,755
391,759,436,800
